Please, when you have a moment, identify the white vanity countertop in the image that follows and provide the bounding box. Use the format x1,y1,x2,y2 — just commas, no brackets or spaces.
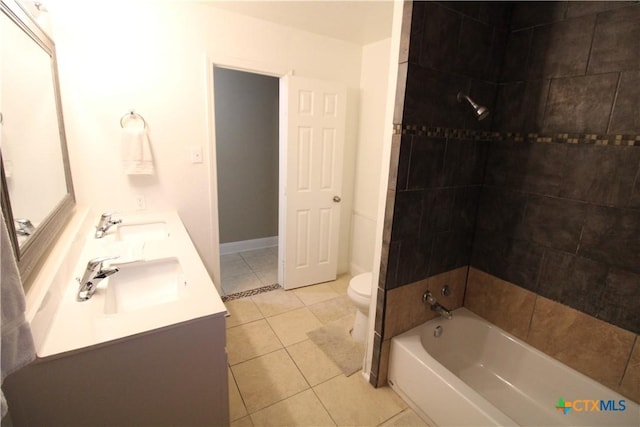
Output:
34,210,227,358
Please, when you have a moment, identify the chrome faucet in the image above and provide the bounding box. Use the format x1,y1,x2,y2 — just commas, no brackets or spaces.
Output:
95,212,122,238
15,218,36,236
77,256,119,301
423,290,452,320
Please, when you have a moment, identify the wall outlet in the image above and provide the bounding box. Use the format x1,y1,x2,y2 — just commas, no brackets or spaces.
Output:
135,194,146,210
190,146,203,164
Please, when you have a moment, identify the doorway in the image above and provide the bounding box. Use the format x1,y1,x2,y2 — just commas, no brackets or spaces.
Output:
213,67,279,296
208,60,347,295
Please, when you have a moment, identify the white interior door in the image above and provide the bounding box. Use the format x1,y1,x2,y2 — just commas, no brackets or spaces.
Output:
279,76,346,289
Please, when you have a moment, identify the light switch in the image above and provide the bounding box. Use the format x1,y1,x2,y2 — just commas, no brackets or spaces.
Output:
190,146,203,164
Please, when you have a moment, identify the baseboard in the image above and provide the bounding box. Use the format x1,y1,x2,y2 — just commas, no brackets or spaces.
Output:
220,236,278,255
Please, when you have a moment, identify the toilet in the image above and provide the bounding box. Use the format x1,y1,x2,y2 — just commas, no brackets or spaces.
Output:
347,272,373,342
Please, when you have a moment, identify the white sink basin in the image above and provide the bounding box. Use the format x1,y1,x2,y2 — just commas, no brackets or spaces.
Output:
104,258,187,314
114,221,169,241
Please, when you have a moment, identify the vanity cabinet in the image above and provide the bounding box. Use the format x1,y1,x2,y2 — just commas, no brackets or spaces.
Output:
4,314,229,426
3,210,229,426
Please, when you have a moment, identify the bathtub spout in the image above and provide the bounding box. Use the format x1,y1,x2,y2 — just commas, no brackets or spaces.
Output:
431,303,453,320
422,291,452,320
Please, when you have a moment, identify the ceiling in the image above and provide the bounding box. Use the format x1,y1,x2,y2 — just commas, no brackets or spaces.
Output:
203,0,394,46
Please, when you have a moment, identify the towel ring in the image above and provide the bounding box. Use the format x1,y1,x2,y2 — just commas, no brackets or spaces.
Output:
120,111,147,129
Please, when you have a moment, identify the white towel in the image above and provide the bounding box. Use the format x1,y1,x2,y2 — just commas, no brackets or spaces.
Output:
121,127,154,175
1,213,36,419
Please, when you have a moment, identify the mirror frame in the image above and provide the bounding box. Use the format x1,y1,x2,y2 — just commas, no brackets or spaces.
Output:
0,0,75,286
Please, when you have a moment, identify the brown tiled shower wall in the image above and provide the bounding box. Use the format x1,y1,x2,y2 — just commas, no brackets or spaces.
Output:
466,268,640,402
371,1,640,404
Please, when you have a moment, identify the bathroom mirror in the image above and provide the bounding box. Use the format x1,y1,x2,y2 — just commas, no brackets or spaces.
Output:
0,0,75,284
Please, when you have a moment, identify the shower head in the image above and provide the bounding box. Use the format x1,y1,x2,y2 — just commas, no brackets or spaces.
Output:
457,92,490,121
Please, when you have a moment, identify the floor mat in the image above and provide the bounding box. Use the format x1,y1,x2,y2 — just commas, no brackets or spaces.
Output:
307,316,365,376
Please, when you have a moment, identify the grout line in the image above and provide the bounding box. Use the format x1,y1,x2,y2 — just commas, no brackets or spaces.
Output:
462,265,471,307
618,335,638,387
575,223,585,256
583,11,598,75
227,345,285,369
606,72,623,134
226,316,265,331
310,384,340,426
525,295,539,341
282,343,315,390
540,76,554,133
227,366,251,422
631,156,640,207
245,388,313,417
533,249,546,295
377,407,414,427
253,294,305,319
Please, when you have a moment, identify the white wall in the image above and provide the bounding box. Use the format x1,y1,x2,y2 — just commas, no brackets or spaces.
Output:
48,0,364,279
350,38,392,275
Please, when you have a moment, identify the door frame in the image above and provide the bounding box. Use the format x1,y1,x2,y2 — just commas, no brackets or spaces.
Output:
204,54,290,293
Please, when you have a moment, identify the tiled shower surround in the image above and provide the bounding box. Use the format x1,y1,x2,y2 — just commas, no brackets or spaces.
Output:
372,1,640,404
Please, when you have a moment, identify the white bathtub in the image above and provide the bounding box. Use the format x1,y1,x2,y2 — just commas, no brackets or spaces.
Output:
388,308,639,427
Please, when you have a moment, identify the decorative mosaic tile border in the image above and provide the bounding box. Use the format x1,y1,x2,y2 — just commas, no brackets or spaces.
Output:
393,124,499,140
499,132,640,146
221,283,281,302
394,124,640,146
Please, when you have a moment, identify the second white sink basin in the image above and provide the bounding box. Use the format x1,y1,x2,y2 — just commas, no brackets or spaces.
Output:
104,258,187,314
115,221,169,241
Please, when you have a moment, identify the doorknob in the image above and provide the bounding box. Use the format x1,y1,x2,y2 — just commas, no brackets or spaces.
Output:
333,196,341,203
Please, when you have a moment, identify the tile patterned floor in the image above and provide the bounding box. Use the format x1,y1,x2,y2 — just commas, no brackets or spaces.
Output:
225,275,430,427
221,247,278,296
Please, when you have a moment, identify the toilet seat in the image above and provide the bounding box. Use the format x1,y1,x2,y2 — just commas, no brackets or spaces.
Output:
349,272,372,298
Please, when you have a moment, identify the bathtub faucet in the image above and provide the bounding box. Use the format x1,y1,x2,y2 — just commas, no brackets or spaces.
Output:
423,291,452,320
